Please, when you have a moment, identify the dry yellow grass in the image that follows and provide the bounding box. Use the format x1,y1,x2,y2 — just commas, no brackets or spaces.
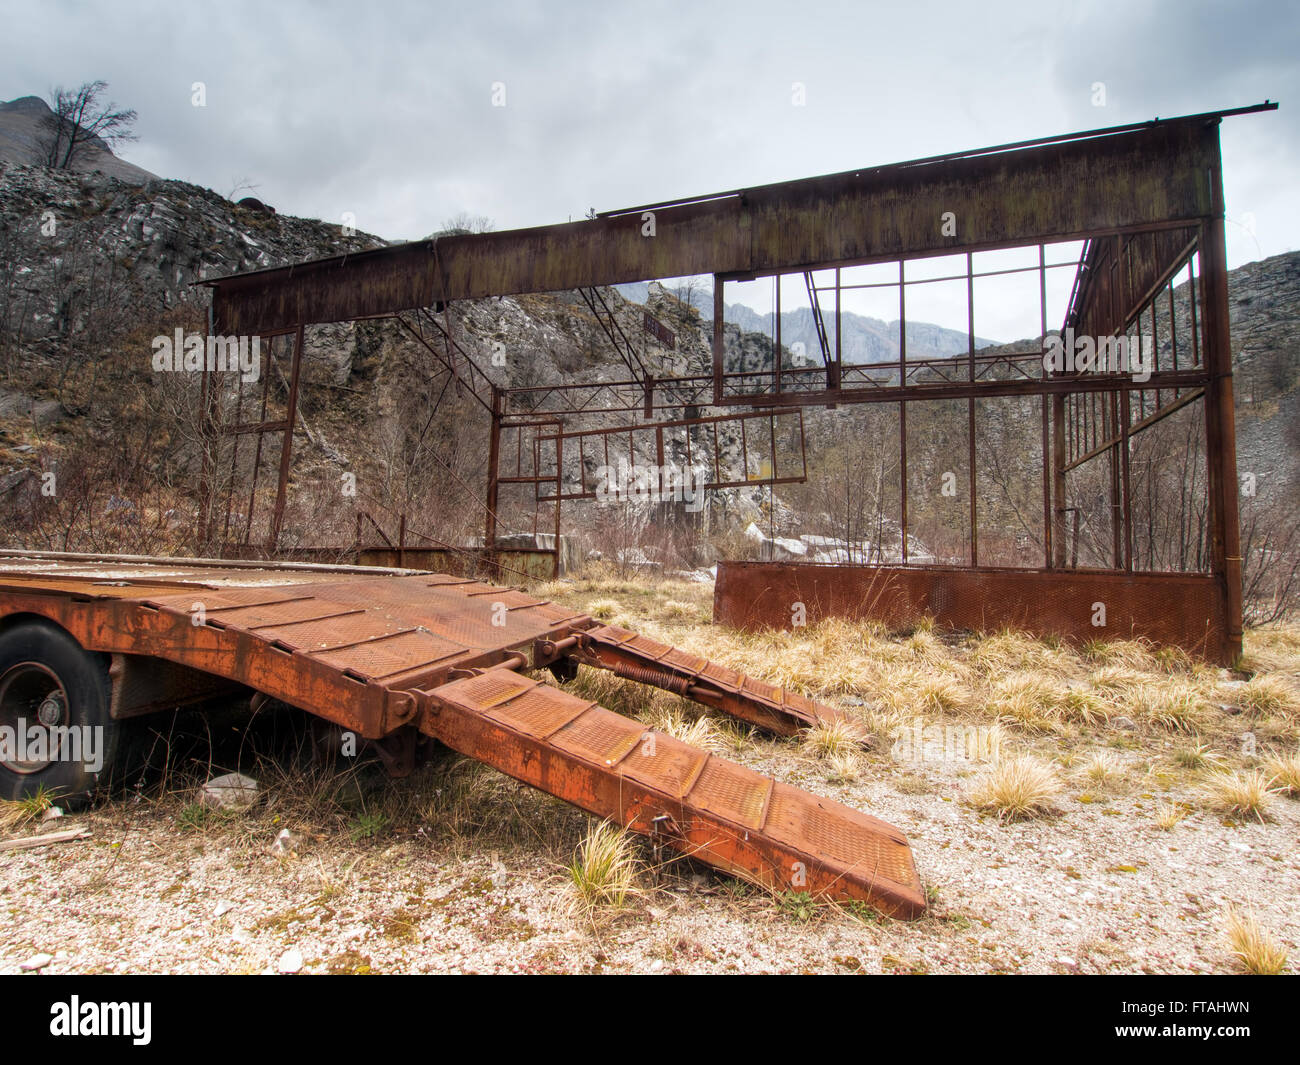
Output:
1057,686,1112,726
902,627,946,661
1128,679,1211,733
1262,748,1300,796
0,787,55,831
1154,645,1197,674
825,752,861,784
970,629,1074,677
639,705,727,754
1154,801,1187,831
1224,904,1289,974
1081,751,1124,788
1200,769,1279,822
966,754,1063,822
1238,675,1300,719
801,718,866,760
528,572,1300,778
658,599,698,621
1242,626,1300,674
1082,638,1158,671
1088,665,1145,693
981,673,1064,732
565,821,643,917
1175,740,1222,770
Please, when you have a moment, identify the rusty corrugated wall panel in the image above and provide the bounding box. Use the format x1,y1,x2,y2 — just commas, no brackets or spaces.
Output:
714,561,1231,664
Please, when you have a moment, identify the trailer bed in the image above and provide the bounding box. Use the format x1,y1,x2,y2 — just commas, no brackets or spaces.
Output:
0,551,925,916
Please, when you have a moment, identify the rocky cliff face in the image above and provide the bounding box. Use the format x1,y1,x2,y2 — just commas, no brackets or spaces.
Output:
0,161,381,330
1225,252,1300,509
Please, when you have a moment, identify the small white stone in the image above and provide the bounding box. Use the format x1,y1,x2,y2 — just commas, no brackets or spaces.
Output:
200,772,259,810
270,828,298,856
20,952,53,971
277,948,303,974
650,959,664,972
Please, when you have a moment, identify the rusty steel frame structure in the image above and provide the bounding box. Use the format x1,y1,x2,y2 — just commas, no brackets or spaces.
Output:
200,103,1276,663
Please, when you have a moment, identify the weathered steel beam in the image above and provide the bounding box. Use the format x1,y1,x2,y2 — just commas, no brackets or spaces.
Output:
203,115,1243,335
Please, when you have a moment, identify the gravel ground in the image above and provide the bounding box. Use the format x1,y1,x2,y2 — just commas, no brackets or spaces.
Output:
2,727,1295,975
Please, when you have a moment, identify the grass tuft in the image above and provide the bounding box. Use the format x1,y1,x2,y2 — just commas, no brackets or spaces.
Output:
1262,748,1300,796
825,752,861,784
1081,750,1123,788
1238,675,1300,719
0,785,58,831
1200,769,1279,822
967,754,1062,822
1130,680,1209,733
640,705,727,753
1154,801,1187,831
1224,904,1289,974
801,718,866,760
1175,740,1223,770
565,820,642,917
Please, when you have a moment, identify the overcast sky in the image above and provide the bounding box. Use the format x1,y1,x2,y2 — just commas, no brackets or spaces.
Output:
2,0,1295,335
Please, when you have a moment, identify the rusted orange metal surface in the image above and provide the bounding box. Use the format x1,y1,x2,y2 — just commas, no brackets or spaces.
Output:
427,671,921,914
714,560,1231,664
0,552,923,915
577,623,844,735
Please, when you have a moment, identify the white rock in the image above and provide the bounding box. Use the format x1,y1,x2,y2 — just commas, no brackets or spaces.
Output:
650,960,664,972
277,949,303,974
199,772,259,810
20,953,53,971
270,828,297,856
214,900,232,917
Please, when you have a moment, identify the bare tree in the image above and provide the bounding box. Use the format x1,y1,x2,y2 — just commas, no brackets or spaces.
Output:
226,176,261,201
433,212,495,237
37,81,138,170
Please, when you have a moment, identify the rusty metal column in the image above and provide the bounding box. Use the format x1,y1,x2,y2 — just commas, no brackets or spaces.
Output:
267,323,303,553
712,275,725,406
1201,150,1245,662
197,302,222,553
1052,392,1067,567
899,259,908,564
1039,245,1053,568
553,430,562,579
967,253,977,566
485,385,502,578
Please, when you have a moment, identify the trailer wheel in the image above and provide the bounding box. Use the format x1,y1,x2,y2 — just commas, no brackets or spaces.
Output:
0,620,118,805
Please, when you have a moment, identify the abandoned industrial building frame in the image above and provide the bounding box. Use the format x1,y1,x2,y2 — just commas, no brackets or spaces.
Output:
198,102,1278,666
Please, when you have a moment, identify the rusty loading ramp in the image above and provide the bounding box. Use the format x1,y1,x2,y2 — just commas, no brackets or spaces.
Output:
0,551,923,915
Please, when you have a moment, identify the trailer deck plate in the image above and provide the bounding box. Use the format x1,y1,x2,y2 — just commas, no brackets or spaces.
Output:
0,551,923,914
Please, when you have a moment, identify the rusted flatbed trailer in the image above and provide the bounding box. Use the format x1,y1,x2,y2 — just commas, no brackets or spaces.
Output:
0,550,924,917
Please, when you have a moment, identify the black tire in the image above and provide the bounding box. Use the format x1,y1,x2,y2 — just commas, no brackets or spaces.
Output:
0,619,118,805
